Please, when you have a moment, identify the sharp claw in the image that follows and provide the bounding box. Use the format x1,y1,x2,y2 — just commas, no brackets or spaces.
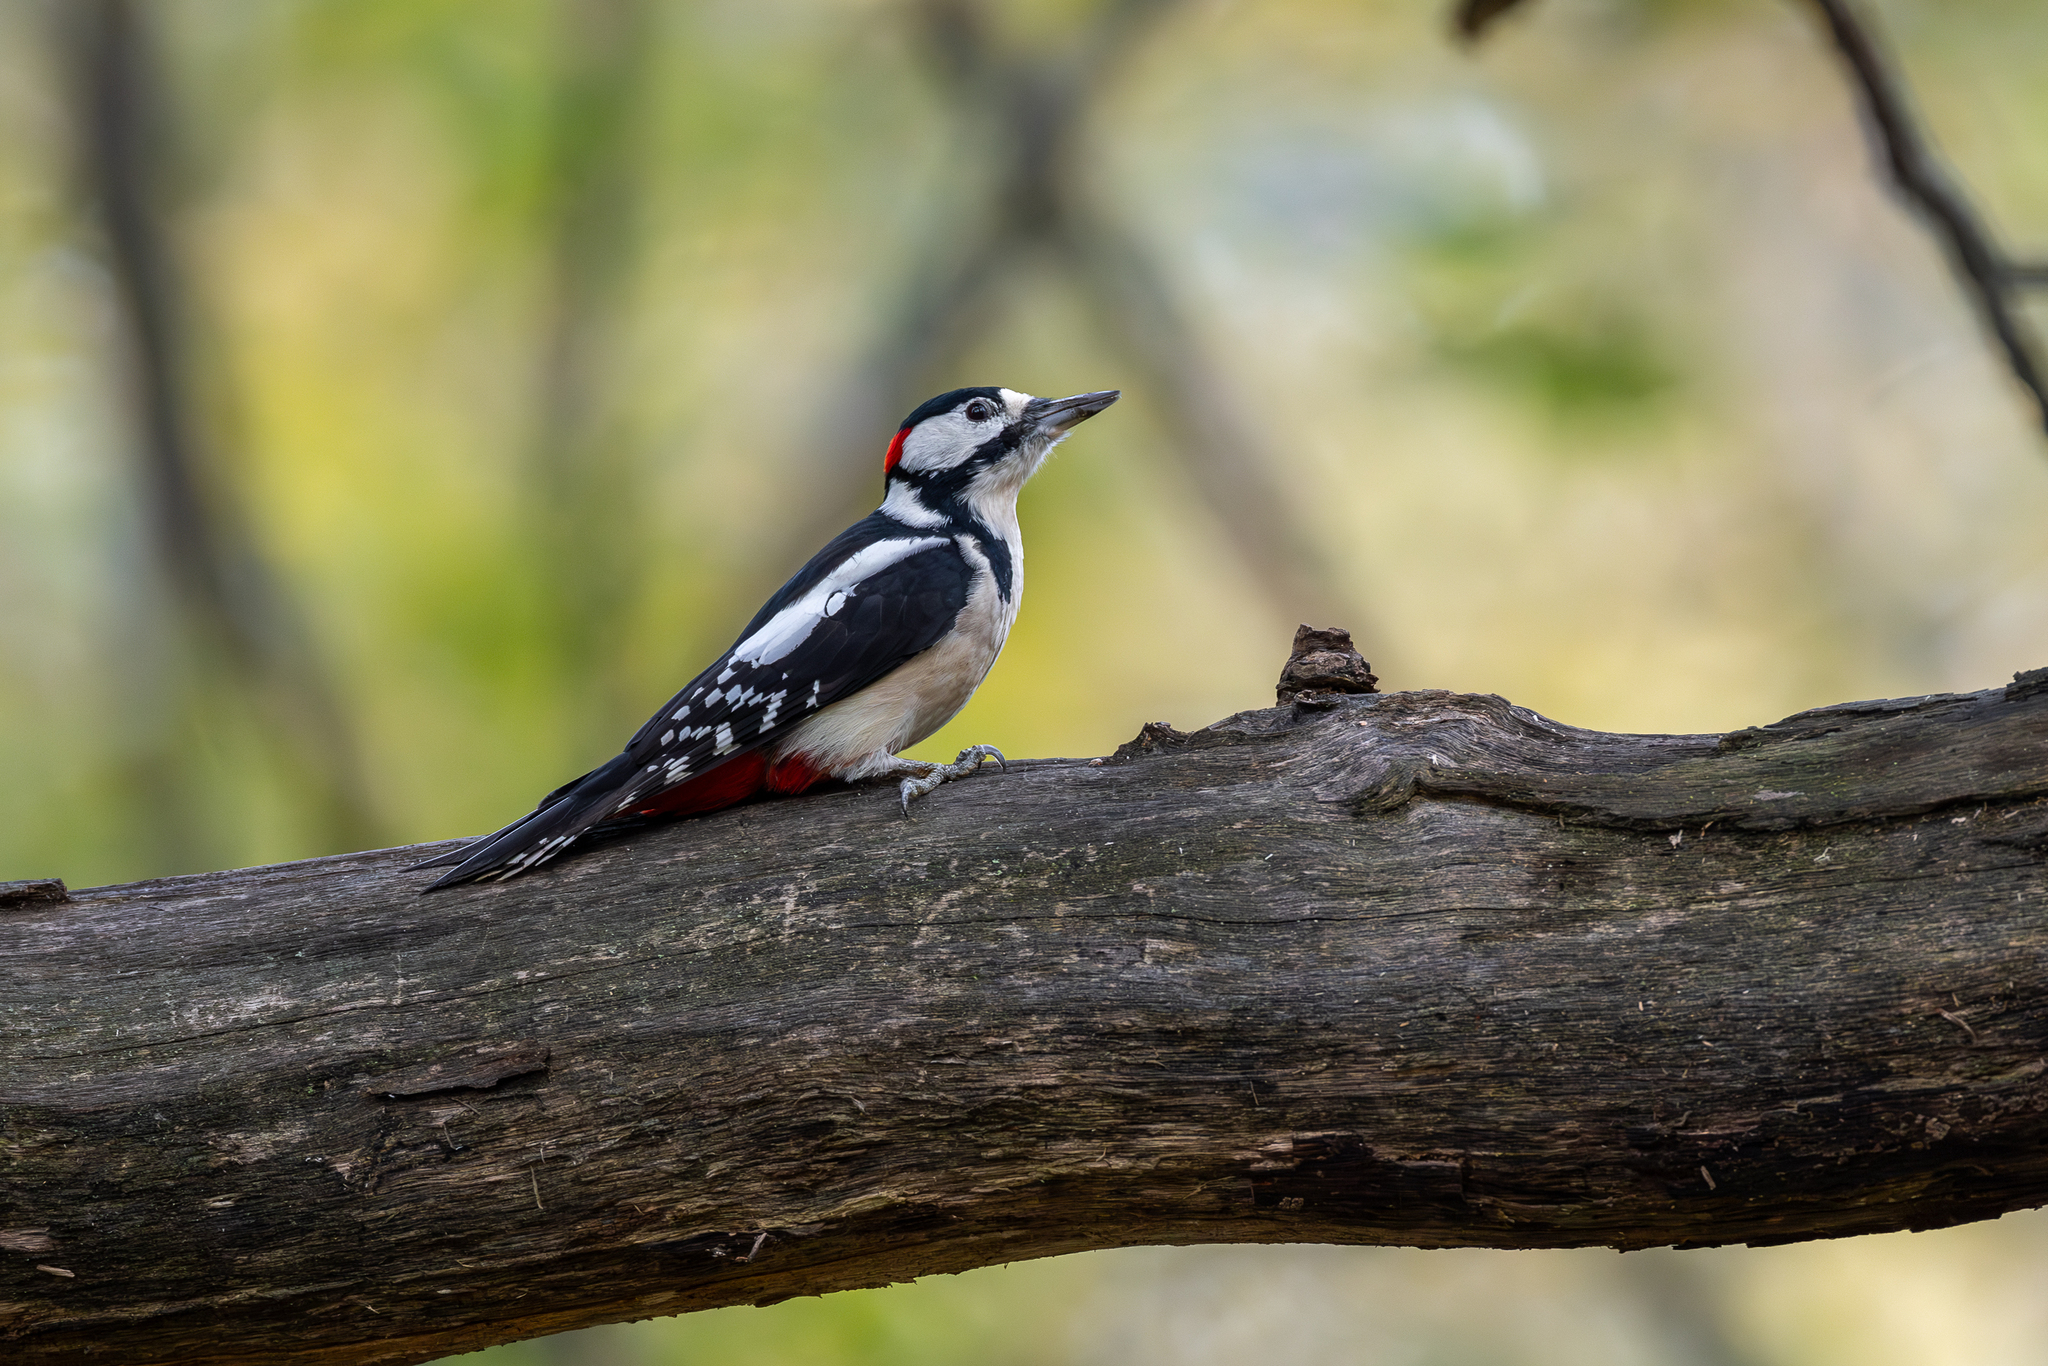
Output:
896,744,1006,816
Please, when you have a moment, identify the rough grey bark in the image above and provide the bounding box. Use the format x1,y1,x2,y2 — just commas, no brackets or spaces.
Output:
5,669,2048,1366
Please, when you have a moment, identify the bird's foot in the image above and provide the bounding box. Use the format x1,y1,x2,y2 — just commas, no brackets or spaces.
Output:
896,745,1006,816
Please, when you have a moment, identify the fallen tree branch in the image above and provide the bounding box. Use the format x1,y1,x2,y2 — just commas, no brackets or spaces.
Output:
5,658,2048,1365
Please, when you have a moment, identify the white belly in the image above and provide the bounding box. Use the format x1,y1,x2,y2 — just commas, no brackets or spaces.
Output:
773,567,1017,780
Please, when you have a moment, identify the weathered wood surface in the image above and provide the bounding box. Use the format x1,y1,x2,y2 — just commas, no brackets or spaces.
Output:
4,675,2048,1365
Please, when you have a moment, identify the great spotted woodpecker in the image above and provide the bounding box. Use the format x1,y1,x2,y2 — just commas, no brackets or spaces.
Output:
414,385,1120,889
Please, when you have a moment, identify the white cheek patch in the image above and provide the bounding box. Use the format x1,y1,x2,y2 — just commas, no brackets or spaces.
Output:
732,536,948,666
899,392,1032,474
897,412,982,473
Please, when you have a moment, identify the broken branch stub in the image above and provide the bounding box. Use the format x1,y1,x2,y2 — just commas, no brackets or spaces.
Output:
0,880,68,911
3,658,2047,1365
1276,623,1380,706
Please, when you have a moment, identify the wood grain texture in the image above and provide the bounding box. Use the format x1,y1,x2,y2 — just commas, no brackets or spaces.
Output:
4,679,2047,1365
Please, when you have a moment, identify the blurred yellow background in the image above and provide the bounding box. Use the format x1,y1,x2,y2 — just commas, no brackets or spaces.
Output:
2,0,2044,1361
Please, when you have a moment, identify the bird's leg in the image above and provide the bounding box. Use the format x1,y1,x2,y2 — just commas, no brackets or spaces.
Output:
879,745,1007,815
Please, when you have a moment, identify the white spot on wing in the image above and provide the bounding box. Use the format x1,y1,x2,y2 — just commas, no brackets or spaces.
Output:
715,723,735,753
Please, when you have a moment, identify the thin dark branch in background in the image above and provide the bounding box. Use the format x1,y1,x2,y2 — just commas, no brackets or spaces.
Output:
781,0,1359,632
1456,0,2048,440
1803,0,2048,436
529,0,657,759
780,0,1145,532
1058,208,1353,630
61,0,380,856
1453,0,1537,43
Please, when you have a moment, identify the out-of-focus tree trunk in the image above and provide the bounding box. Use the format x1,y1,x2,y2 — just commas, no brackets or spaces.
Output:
58,0,380,866
528,0,658,762
785,0,1364,634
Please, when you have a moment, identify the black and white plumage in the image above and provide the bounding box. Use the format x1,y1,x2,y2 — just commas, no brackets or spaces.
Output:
414,385,1120,889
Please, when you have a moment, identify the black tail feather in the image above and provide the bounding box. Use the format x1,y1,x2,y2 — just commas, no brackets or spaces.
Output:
414,754,643,891
406,843,478,871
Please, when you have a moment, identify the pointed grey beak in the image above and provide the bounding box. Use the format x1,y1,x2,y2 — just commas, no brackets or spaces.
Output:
1023,389,1120,435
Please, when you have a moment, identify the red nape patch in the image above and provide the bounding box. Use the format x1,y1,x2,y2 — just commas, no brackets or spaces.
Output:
883,426,910,475
630,750,833,819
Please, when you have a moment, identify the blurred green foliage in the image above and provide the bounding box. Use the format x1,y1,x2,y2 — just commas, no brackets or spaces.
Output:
1439,316,1676,420
437,1229,2048,1366
3,0,2047,1361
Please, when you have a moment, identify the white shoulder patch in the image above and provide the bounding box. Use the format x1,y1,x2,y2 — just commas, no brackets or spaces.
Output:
881,482,948,528
732,536,949,666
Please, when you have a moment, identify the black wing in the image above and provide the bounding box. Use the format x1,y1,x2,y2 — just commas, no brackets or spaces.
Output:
417,519,974,887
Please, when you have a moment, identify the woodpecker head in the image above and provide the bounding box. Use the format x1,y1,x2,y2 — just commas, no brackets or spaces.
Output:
882,387,1119,513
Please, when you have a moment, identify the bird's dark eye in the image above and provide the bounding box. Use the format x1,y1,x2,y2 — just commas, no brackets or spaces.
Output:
965,400,994,422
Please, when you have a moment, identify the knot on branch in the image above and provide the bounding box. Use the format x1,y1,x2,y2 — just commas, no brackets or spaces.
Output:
1114,720,1192,760
1278,624,1379,708
2009,667,2048,702
0,878,68,910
